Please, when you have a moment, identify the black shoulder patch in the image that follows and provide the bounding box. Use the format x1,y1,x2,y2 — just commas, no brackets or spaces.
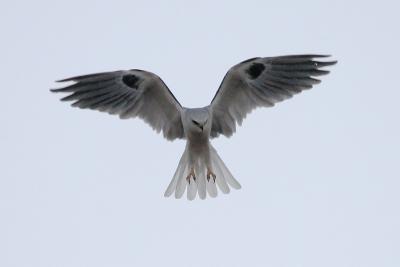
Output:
246,63,265,79
122,74,140,89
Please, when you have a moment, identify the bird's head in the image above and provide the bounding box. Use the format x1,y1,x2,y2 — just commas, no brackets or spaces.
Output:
184,108,211,134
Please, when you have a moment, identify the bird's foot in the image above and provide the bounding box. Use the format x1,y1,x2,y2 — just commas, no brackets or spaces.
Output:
207,169,216,183
186,167,196,184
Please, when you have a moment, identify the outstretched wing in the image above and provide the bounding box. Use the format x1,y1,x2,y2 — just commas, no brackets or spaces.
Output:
51,69,184,140
209,55,337,138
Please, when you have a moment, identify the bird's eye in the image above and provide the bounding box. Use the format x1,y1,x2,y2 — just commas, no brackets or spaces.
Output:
192,120,199,125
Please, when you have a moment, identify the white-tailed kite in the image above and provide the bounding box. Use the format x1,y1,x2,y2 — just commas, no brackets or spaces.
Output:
51,54,336,200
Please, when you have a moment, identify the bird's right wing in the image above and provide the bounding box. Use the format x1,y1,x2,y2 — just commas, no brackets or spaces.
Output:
209,55,337,138
51,69,184,140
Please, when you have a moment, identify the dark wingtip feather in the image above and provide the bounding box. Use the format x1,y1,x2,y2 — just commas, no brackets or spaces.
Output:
60,94,76,101
50,86,74,92
281,54,337,62
50,85,76,93
296,54,332,58
315,60,338,67
56,78,71,83
55,72,113,83
279,54,331,59
311,54,331,58
311,69,331,76
55,76,83,82
52,78,73,91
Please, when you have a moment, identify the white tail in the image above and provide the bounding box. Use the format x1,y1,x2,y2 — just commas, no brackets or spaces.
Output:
164,144,241,200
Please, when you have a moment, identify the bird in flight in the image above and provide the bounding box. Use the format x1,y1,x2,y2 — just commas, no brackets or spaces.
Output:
51,54,336,200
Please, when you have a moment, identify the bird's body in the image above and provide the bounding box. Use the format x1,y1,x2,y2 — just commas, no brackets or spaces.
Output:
167,106,241,199
181,108,212,172
52,54,336,200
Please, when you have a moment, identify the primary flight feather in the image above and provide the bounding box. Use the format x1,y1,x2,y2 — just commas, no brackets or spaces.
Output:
51,54,337,200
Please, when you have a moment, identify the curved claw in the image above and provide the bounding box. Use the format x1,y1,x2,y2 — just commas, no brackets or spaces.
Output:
186,167,196,184
207,169,216,183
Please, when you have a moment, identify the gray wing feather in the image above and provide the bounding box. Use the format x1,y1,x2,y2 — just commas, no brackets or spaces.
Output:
51,69,184,141
210,55,337,138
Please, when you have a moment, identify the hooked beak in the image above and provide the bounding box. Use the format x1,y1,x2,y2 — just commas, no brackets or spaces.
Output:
199,120,207,131
192,119,205,131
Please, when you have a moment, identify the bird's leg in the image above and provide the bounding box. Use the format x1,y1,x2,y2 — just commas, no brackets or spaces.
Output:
207,168,216,183
186,167,196,184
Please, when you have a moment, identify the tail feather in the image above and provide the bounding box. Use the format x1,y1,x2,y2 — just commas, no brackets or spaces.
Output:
212,159,230,194
196,165,207,200
164,155,185,197
175,164,188,199
187,176,197,200
211,148,241,190
164,144,241,200
206,178,218,198
164,150,189,197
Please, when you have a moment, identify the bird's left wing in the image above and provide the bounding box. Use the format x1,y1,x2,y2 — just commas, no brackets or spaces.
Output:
51,69,184,140
209,55,337,138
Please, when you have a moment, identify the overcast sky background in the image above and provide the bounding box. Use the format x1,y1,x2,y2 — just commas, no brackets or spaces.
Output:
1,1,399,266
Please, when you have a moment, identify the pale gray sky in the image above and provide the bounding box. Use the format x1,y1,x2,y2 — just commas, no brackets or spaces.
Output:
1,0,399,266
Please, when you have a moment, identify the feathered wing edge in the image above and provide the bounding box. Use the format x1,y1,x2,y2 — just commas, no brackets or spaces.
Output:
210,55,337,138
51,69,185,141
